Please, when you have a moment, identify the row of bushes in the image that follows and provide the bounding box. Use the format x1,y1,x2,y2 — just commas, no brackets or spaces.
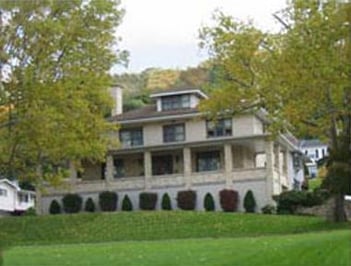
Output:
49,189,257,214
273,189,330,214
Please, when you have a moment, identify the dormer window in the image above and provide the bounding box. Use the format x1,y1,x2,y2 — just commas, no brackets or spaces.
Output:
161,95,190,111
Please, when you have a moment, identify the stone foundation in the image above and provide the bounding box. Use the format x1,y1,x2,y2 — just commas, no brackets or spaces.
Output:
296,197,351,221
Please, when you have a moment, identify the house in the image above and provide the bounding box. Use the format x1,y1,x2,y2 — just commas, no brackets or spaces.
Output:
300,139,329,161
0,179,36,216
38,87,304,213
299,139,329,178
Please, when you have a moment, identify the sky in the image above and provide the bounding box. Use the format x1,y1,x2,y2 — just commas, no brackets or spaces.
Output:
114,0,287,74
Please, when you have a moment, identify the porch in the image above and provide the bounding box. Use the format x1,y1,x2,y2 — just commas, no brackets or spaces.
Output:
54,138,291,194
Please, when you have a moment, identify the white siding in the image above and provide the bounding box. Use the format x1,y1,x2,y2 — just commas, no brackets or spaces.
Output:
0,183,16,212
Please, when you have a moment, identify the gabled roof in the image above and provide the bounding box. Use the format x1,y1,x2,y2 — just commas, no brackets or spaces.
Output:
0,179,20,191
299,139,327,148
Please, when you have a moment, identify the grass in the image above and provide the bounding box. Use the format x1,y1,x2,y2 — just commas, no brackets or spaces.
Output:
4,230,351,266
0,211,349,246
1,212,350,265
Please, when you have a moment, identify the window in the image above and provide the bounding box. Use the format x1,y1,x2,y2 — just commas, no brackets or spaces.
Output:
161,95,190,111
19,193,29,203
163,124,185,143
315,149,319,159
207,119,232,138
152,155,173,175
113,158,125,178
119,128,143,147
196,151,221,172
0,188,7,197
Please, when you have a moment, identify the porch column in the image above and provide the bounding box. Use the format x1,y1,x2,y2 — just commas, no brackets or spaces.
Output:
224,143,233,188
183,147,192,189
144,151,152,190
265,140,275,205
69,161,78,183
283,149,290,188
105,155,114,182
275,144,282,192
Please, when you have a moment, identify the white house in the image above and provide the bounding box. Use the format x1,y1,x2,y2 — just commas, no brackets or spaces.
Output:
39,88,304,214
299,139,329,178
0,179,36,216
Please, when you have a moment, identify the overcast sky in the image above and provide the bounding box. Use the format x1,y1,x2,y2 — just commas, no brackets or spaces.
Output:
114,0,287,74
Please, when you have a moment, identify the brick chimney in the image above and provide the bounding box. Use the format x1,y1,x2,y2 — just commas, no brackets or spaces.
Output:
110,85,123,116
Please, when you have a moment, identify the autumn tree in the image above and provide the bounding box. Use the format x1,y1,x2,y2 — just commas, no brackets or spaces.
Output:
200,1,351,222
0,0,127,184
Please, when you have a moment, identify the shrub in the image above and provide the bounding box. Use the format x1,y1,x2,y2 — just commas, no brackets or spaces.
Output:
99,191,118,212
24,207,37,216
84,198,95,212
273,190,305,214
62,193,83,213
139,192,158,210
219,189,239,212
204,193,215,211
261,204,276,214
161,193,172,210
243,190,256,213
122,195,133,211
177,190,196,210
273,189,328,214
49,199,61,215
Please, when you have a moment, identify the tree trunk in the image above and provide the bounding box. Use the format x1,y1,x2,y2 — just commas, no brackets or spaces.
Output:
333,193,347,222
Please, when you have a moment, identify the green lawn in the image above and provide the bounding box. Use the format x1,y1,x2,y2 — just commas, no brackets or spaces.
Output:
0,212,349,246
1,212,350,266
4,230,350,266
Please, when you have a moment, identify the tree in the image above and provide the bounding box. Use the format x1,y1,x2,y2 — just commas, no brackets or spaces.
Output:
200,1,351,222
0,0,127,184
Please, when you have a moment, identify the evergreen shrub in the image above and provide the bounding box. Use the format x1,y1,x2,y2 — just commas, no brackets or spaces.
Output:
139,192,158,210
204,193,215,211
99,191,118,212
62,193,82,213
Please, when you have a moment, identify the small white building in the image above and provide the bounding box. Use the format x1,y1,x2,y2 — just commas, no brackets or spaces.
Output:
299,139,329,178
0,179,36,216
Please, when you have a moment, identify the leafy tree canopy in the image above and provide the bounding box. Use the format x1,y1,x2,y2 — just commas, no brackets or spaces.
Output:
199,0,351,221
0,0,127,184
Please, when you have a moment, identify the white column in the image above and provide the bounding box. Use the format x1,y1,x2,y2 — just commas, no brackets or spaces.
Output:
265,140,275,205
183,147,192,189
224,144,233,188
144,151,152,190
105,155,114,182
275,144,281,193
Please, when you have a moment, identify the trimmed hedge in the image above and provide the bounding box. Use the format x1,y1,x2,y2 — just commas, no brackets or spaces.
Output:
204,193,215,211
84,198,95,212
177,190,196,210
99,191,118,212
49,200,61,214
122,195,133,211
62,194,83,214
139,192,158,210
161,193,172,210
243,190,256,213
219,189,239,212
